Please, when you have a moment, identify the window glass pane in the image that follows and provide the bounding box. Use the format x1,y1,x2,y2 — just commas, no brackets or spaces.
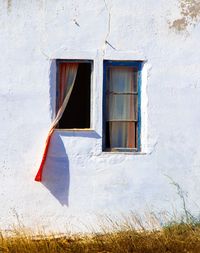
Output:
107,67,138,93
109,122,136,149
106,94,138,121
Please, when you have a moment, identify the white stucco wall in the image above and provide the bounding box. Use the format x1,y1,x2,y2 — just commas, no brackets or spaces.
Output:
1,0,200,232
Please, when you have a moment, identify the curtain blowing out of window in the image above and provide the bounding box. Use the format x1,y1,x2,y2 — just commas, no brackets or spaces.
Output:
35,63,79,182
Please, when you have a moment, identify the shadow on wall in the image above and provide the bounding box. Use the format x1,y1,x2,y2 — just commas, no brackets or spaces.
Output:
42,133,70,206
41,130,101,206
45,59,101,204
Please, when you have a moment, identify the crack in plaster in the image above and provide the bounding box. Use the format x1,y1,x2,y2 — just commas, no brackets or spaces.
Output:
6,0,43,14
73,19,80,27
170,0,200,31
148,141,158,155
6,0,12,13
102,0,116,55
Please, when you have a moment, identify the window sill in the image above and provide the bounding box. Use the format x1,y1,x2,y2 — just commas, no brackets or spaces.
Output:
54,128,94,132
101,151,147,155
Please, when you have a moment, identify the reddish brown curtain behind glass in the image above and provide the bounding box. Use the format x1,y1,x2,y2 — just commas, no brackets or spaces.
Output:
35,63,78,182
107,67,137,149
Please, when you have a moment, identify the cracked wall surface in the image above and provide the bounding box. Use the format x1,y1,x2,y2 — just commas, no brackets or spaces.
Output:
170,0,200,31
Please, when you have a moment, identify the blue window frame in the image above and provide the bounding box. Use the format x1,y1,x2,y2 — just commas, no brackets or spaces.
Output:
103,60,143,152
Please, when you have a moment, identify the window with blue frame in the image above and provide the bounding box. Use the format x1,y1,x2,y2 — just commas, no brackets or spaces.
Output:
103,60,143,152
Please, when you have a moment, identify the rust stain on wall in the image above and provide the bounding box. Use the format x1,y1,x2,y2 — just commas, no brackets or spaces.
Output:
170,0,200,31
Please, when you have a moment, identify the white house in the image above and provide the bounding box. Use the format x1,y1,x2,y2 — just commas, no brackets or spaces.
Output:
1,0,200,233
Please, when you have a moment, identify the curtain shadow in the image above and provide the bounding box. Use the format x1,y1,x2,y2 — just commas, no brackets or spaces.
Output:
42,133,70,206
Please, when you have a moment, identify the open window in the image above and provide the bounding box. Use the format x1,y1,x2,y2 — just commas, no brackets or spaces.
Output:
56,60,92,129
103,60,143,152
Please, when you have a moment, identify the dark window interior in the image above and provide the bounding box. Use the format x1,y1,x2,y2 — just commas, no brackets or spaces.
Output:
105,121,111,148
57,62,91,129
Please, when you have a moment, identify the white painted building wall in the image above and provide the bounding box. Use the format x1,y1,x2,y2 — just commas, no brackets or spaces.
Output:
1,0,200,232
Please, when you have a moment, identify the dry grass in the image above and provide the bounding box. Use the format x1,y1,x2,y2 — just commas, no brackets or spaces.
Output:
1,220,200,253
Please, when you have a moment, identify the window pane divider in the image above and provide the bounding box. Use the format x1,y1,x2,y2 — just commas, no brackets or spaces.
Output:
106,92,138,95
106,148,138,152
106,120,138,122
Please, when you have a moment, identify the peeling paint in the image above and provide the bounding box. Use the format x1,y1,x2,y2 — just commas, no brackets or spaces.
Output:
170,0,200,31
170,17,188,31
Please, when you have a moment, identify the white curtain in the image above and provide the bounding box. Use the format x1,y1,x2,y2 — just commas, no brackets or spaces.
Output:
52,63,78,128
35,63,78,181
107,67,138,149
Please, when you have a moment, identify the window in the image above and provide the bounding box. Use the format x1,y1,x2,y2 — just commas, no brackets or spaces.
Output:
56,60,92,129
103,60,143,152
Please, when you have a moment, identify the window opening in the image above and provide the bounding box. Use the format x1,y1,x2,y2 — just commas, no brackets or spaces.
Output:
56,61,92,129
